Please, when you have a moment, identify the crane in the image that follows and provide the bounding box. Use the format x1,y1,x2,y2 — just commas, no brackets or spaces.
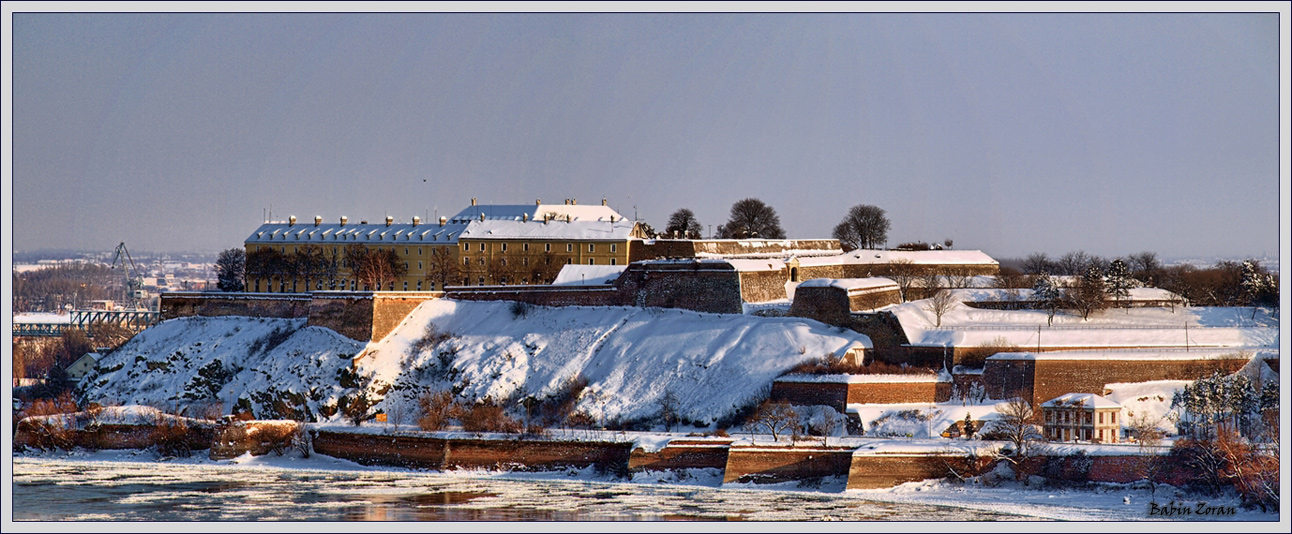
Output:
110,242,144,309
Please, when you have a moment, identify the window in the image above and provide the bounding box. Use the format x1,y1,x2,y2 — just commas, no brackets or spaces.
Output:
588,244,595,252
523,257,529,266
404,247,409,255
610,244,617,253
588,258,595,265
463,243,470,252
501,243,508,252
418,248,422,256
523,243,529,252
610,258,617,266
417,281,422,291
403,281,408,291
545,243,551,252
478,277,485,286
463,257,470,266
566,258,572,264
418,261,423,270
566,243,573,252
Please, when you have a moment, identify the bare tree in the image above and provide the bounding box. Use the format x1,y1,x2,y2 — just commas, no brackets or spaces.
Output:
884,258,921,302
664,209,703,239
423,246,459,291
1067,264,1109,320
1022,252,1053,275
659,389,682,432
924,290,957,327
832,204,890,251
214,248,246,292
744,400,801,443
718,198,786,239
987,397,1044,480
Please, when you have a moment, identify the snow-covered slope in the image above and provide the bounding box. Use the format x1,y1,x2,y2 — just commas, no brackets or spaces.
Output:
79,302,872,428
357,300,872,426
80,316,366,420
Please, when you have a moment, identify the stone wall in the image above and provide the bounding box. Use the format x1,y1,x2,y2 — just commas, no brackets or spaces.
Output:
771,378,951,409
312,430,633,472
160,292,312,320
738,269,790,303
446,286,623,308
770,381,851,411
618,263,744,314
788,286,853,326
847,453,980,489
304,294,376,341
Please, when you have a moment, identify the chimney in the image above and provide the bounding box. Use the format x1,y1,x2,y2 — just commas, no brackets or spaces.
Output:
572,198,577,205
471,197,477,206
439,216,447,226
412,216,420,226
601,198,607,206
564,198,569,205
523,213,529,222
536,198,541,206
480,213,486,222
385,215,393,226
288,215,297,226
566,214,571,223
314,215,322,226
340,216,348,226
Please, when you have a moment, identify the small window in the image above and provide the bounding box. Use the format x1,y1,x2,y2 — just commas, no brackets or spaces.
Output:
588,258,595,265
523,257,529,266
478,277,485,286
418,248,422,256
610,258,617,266
403,281,408,291
404,247,409,255
523,243,529,252
418,261,423,270
611,244,617,253
464,257,470,266
545,243,552,252
463,243,470,252
588,244,595,253
501,243,508,252
566,258,573,264
417,281,422,291
566,243,573,252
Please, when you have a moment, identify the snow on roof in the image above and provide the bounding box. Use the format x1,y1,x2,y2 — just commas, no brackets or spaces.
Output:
247,221,469,244
12,312,71,324
798,277,898,291
797,249,998,267
551,265,627,286
725,259,786,272
777,372,944,384
987,348,1274,361
948,287,1184,303
457,219,638,241
448,203,626,224
1041,393,1121,409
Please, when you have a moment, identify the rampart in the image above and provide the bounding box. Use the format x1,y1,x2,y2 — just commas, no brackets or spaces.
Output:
983,352,1256,406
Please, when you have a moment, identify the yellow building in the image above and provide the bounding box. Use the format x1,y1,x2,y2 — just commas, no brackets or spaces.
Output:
243,199,643,292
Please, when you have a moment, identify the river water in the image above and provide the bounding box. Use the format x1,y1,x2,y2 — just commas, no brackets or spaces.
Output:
11,455,1032,522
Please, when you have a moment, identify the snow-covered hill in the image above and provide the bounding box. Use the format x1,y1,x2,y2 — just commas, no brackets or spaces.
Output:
80,301,872,428
80,316,366,421
358,300,872,427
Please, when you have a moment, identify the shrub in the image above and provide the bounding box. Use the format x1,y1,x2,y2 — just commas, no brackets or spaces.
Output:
409,324,452,356
341,392,371,426
459,400,522,434
417,391,458,431
509,300,532,319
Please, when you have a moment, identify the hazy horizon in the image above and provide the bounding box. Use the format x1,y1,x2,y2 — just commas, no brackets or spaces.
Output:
7,9,1286,262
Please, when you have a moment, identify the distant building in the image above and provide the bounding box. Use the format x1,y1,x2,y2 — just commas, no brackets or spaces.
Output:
1041,393,1122,443
65,353,100,383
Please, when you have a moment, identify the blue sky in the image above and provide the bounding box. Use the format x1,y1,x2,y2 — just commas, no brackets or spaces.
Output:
6,8,1286,260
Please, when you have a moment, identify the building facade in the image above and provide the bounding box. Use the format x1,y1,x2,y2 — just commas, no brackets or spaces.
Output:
1041,393,1122,443
243,199,644,292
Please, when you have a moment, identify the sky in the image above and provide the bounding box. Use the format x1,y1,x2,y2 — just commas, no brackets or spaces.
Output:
4,5,1288,261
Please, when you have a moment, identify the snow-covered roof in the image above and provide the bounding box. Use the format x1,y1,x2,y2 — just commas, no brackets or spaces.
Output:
448,203,626,224
797,249,998,267
798,277,898,292
725,259,786,272
947,287,1184,303
1041,393,1121,409
551,265,627,286
988,349,1274,362
777,372,942,384
246,221,469,245
457,219,638,241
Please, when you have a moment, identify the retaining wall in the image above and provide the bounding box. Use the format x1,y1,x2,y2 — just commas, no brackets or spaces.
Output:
722,444,855,484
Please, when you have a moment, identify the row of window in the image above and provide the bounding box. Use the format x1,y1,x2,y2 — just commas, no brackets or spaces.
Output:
462,242,618,253
1044,410,1117,425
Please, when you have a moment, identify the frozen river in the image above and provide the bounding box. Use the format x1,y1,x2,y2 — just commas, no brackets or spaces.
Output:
12,454,1030,522
12,452,1277,523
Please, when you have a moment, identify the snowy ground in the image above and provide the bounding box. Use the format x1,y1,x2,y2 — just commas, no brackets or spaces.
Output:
891,299,1279,349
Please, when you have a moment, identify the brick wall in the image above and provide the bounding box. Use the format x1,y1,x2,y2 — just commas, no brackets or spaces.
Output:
628,440,733,471
847,454,980,489
984,356,1251,406
847,380,951,404
770,381,850,411
722,445,855,483
446,286,623,308
312,430,632,472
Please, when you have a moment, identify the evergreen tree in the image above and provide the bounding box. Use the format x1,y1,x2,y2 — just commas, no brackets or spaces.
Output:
1032,274,1063,326
1104,258,1136,310
1068,264,1109,320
